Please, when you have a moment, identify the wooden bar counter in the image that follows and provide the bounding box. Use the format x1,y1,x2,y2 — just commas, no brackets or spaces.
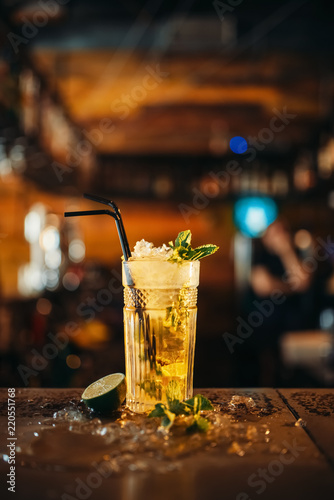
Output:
1,388,333,500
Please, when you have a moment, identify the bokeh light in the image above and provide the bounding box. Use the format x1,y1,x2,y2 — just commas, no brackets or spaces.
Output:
45,249,62,269
294,229,312,250
66,354,81,369
42,269,59,290
230,136,248,154
62,272,81,291
36,298,52,315
40,226,60,251
234,197,278,238
69,239,86,263
24,211,42,244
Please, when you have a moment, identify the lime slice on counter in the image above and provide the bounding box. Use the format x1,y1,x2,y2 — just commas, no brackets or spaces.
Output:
82,373,126,413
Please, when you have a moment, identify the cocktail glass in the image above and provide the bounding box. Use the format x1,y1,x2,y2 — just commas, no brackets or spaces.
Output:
122,259,200,413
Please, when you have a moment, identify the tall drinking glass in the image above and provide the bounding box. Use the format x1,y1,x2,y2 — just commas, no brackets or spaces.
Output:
122,259,200,413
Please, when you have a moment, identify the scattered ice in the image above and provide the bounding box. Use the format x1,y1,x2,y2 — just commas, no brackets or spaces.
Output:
120,421,140,437
208,411,228,428
95,423,122,442
16,400,278,473
228,395,256,411
246,425,258,440
295,418,307,428
208,441,217,448
245,397,256,409
131,239,173,260
53,406,89,422
228,441,246,457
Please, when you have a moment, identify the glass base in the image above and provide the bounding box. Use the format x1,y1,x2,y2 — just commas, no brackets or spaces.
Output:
126,397,156,414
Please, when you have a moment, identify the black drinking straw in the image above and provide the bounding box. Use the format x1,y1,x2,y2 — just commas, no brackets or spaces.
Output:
83,193,131,260
64,208,130,261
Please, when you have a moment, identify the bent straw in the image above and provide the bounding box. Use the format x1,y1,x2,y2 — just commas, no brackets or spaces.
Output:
64,209,129,261
83,193,131,259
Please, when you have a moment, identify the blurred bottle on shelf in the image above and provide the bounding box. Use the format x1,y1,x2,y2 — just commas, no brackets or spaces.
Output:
293,151,316,191
271,170,289,197
20,68,40,137
317,135,334,180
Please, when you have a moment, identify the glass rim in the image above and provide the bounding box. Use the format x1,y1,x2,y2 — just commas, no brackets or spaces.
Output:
122,259,200,265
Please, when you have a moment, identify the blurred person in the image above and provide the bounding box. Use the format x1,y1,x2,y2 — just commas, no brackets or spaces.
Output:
238,219,313,386
252,219,311,300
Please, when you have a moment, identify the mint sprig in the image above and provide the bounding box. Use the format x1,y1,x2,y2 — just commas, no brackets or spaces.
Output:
149,390,214,433
186,415,211,434
168,230,219,263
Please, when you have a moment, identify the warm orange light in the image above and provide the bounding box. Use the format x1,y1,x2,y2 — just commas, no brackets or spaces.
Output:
36,298,52,315
66,354,81,369
294,229,312,250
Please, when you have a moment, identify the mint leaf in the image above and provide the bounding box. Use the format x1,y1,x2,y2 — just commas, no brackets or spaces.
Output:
196,415,211,432
149,404,176,429
149,403,167,418
168,247,191,264
186,415,211,433
168,400,190,416
175,230,192,248
161,410,175,430
168,230,218,262
184,395,214,413
188,245,219,261
148,393,214,433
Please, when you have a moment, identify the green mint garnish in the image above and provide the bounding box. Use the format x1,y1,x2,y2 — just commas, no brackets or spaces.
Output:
149,403,167,418
183,394,214,412
186,415,211,434
175,230,192,248
148,388,214,433
161,410,175,430
168,230,219,263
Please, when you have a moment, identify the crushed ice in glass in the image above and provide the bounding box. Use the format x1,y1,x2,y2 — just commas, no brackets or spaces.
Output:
131,239,173,259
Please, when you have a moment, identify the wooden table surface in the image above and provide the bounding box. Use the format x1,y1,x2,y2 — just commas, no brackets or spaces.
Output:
1,388,334,500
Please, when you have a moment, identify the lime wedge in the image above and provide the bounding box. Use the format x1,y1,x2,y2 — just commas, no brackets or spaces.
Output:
82,373,126,413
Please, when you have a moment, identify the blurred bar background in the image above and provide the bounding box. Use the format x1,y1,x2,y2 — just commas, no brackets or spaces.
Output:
0,0,334,389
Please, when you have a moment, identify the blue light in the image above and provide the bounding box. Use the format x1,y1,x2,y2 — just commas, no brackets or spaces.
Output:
234,197,278,238
230,136,248,154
